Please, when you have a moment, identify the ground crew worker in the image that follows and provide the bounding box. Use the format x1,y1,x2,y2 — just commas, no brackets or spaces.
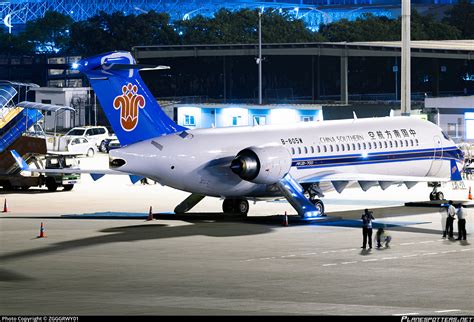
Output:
361,209,375,249
444,200,456,239
456,204,467,241
375,228,392,248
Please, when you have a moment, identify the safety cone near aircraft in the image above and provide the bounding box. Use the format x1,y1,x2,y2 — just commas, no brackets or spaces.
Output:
283,211,288,227
146,206,153,221
38,222,46,238
469,186,473,200
2,198,8,213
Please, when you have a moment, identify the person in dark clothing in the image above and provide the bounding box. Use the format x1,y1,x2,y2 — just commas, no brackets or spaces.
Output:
456,204,467,241
361,209,375,249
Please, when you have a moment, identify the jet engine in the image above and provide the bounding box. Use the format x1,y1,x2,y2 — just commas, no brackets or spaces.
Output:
230,146,292,184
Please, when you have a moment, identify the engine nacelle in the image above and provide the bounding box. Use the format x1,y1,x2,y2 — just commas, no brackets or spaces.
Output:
230,145,292,184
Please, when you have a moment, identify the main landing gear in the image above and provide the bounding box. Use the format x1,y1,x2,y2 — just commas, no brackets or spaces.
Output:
429,183,445,201
222,198,249,216
303,183,326,216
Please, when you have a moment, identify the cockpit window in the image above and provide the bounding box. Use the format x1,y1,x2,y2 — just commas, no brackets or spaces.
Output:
441,131,450,141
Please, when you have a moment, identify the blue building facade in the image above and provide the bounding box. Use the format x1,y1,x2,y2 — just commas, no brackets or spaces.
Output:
176,104,322,129
2,0,472,32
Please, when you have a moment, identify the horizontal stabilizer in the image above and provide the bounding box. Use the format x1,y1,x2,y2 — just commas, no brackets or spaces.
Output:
104,63,170,71
10,150,124,176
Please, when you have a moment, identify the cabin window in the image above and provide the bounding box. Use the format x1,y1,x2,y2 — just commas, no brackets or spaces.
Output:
357,143,361,150
400,140,404,147
298,147,302,154
291,147,295,155
352,143,356,151
310,146,314,154
384,141,388,149
323,146,327,153
304,146,308,154
329,145,334,153
363,142,367,150
336,145,340,152
378,142,382,149
389,141,393,148
394,140,398,148
341,144,345,152
346,143,351,151
415,139,419,146
317,146,321,153
405,139,409,147
410,139,414,146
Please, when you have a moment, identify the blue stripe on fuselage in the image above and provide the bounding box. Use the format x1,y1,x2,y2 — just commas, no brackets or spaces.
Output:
291,146,463,169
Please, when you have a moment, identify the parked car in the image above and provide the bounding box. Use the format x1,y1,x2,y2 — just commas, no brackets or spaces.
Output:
60,126,109,151
106,139,121,152
66,137,97,157
99,134,119,152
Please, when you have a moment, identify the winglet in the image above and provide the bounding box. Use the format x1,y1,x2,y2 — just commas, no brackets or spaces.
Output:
129,175,144,184
90,173,105,181
10,150,29,171
450,159,462,181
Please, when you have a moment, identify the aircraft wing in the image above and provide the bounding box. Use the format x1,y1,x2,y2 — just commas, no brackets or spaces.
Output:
298,169,458,193
10,150,144,184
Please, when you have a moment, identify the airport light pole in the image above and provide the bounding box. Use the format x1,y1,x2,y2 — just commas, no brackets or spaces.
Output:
401,0,411,116
257,10,263,105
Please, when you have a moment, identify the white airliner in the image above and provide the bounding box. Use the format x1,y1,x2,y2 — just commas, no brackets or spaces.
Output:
11,51,465,218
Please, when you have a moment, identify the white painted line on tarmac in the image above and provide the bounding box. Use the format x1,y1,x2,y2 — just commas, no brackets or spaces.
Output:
393,313,420,316
425,253,438,255
362,259,378,262
341,261,357,265
402,254,417,258
444,250,458,254
382,257,398,260
322,263,337,267
400,242,415,245
420,241,434,244
435,310,461,313
322,251,329,254
460,249,472,252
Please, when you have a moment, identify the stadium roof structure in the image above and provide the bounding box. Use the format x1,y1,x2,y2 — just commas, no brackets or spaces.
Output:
0,0,420,31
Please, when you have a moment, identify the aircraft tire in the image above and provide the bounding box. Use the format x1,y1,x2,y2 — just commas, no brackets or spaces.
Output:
312,199,325,216
222,199,234,213
234,199,249,216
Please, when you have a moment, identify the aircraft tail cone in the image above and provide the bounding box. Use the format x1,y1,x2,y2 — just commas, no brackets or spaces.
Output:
2,198,8,213
283,211,288,227
146,206,153,221
469,186,472,200
38,222,46,238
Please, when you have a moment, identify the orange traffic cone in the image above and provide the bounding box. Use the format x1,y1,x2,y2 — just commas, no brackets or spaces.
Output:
282,211,288,227
2,198,8,213
469,186,473,200
146,206,153,221
38,222,46,238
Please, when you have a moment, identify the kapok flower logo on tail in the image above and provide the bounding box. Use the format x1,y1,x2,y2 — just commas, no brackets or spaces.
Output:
113,83,145,132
